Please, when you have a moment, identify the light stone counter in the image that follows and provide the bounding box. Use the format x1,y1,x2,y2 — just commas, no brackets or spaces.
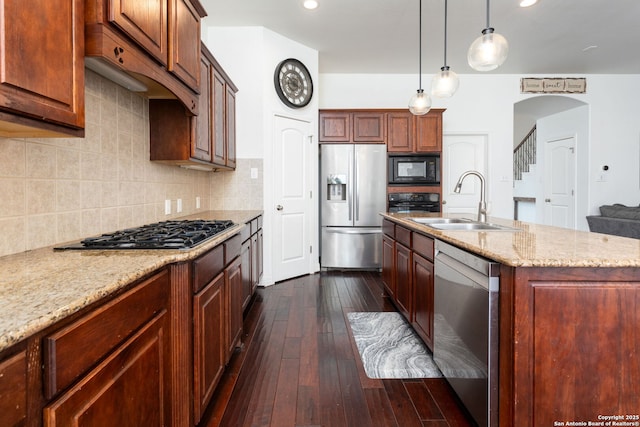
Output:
383,212,640,268
0,210,262,353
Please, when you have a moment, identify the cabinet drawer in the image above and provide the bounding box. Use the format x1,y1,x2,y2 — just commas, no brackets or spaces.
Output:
0,350,27,426
382,219,395,238
240,223,251,243
43,269,170,399
193,244,225,293
412,233,434,261
395,225,411,247
225,234,242,262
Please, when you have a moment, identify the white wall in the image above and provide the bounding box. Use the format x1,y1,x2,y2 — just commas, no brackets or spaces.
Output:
320,73,640,221
205,27,320,286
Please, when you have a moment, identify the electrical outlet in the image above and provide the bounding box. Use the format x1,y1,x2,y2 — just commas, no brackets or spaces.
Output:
177,198,183,213
165,199,171,215
196,196,201,209
250,168,258,179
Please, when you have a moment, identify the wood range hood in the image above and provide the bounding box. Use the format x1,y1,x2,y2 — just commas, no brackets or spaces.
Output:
84,23,199,115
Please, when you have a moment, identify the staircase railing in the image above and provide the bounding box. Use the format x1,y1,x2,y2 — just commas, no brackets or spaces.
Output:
513,125,536,181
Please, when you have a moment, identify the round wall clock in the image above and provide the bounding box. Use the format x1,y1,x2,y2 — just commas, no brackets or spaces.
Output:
274,58,313,108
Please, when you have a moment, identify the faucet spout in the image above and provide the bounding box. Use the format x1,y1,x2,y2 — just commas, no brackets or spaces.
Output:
453,170,487,222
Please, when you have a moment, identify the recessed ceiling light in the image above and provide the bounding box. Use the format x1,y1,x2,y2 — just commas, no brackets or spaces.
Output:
519,0,538,7
303,0,318,10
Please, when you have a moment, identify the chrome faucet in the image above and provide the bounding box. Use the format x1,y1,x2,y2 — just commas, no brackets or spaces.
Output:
454,170,487,222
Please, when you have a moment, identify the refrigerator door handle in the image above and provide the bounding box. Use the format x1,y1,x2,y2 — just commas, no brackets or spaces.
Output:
354,153,360,221
348,149,353,221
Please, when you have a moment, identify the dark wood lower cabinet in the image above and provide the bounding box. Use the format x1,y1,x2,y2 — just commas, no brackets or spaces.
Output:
226,256,243,361
0,349,27,426
412,253,434,350
43,309,171,426
193,271,226,424
382,234,395,297
505,267,640,426
394,242,412,320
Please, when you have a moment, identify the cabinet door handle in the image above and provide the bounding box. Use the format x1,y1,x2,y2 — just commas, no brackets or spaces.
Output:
545,198,551,203
276,205,283,211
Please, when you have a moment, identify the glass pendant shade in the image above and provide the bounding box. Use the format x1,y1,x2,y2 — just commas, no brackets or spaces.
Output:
467,28,509,71
431,66,459,98
409,89,431,115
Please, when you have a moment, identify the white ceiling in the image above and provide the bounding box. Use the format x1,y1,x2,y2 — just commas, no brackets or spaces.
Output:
200,0,640,75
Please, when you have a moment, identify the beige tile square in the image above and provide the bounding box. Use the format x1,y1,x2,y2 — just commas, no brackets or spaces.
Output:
0,179,25,217
26,143,56,179
56,180,81,212
57,211,83,243
0,138,26,177
26,214,57,250
57,148,81,180
0,217,25,257
26,180,56,215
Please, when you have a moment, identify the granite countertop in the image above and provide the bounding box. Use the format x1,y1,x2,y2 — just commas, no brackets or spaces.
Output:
383,212,640,268
0,210,262,353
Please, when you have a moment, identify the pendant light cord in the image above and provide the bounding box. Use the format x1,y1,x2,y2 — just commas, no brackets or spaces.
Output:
418,0,422,90
443,0,448,68
486,0,491,28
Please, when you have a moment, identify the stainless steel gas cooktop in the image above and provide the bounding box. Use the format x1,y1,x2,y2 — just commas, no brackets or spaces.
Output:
54,219,235,250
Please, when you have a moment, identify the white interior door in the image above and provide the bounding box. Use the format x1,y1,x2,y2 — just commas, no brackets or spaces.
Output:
272,115,314,282
442,134,488,215
544,136,576,228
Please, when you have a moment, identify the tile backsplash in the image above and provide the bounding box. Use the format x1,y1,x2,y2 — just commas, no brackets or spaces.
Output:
0,71,262,257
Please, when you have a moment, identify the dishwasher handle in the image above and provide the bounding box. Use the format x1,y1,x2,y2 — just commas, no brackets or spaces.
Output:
435,248,499,292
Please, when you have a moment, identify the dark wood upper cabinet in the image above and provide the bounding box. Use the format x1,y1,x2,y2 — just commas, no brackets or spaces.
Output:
169,0,203,90
387,109,444,153
150,44,237,170
0,0,85,137
353,112,386,142
319,112,351,142
319,111,386,143
108,0,168,66
387,112,414,152
85,0,206,114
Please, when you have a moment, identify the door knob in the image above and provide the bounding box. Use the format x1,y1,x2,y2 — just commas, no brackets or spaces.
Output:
276,205,283,211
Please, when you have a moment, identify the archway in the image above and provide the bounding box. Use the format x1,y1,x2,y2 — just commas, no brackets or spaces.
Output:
513,96,589,229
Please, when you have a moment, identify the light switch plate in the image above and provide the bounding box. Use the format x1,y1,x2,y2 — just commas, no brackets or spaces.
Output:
250,168,258,179
165,199,171,215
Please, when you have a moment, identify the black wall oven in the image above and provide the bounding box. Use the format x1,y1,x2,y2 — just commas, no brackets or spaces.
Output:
388,154,440,185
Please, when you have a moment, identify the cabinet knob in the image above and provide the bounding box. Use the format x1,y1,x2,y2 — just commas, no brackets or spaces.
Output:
545,198,551,203
276,205,283,211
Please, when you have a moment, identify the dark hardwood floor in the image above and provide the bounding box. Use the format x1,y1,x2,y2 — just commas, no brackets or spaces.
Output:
204,270,476,427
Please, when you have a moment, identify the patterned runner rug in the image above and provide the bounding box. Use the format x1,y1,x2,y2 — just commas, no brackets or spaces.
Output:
347,312,443,379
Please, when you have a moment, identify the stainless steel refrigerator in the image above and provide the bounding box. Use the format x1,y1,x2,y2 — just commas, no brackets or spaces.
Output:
320,144,387,269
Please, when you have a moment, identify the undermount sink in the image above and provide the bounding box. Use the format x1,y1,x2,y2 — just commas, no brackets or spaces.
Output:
409,217,520,232
429,222,520,231
409,217,472,225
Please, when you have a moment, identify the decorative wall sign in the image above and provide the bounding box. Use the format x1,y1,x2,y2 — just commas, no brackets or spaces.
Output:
520,77,586,94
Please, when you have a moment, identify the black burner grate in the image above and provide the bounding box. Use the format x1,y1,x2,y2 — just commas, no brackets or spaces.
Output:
56,220,235,250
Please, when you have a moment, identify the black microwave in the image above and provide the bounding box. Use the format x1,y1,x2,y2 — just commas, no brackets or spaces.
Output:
388,154,440,185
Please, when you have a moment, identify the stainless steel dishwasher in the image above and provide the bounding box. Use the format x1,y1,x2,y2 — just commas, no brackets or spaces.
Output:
433,240,500,427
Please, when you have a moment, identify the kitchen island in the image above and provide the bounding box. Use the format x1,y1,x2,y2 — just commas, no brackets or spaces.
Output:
0,210,262,427
382,212,640,427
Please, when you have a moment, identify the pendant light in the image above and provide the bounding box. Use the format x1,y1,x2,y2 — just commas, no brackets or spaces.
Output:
431,0,459,97
467,0,509,71
408,0,431,115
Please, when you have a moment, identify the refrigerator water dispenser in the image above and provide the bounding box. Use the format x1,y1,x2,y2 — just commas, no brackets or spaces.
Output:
327,174,347,201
